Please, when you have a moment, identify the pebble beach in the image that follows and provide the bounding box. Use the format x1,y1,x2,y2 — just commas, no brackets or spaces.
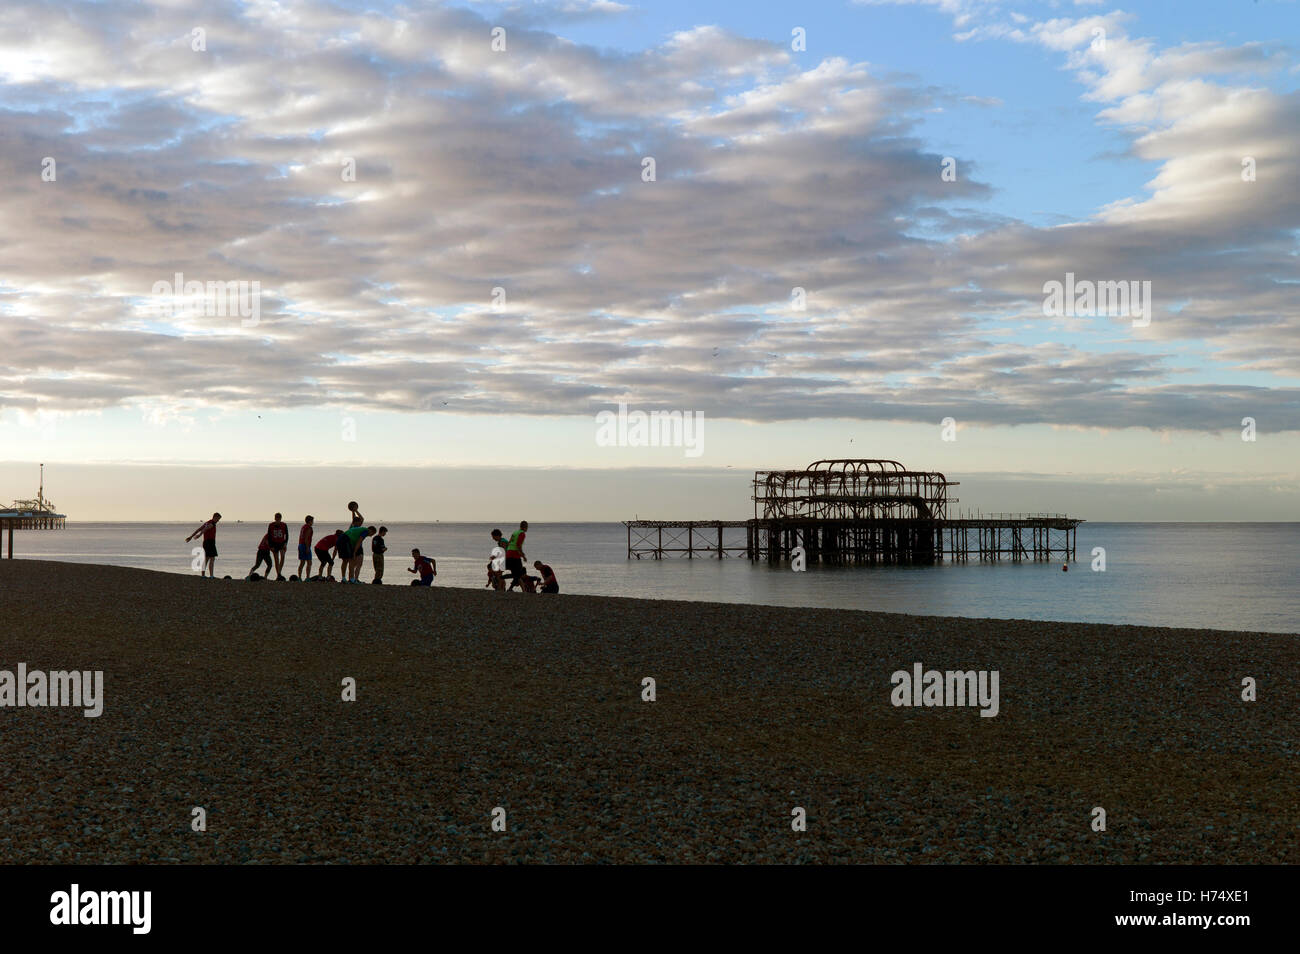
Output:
1,559,1295,864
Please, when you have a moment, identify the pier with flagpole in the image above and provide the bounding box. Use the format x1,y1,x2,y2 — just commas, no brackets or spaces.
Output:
0,464,67,559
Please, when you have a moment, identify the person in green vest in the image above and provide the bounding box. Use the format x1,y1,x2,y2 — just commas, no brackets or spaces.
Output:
505,521,528,590
342,525,374,583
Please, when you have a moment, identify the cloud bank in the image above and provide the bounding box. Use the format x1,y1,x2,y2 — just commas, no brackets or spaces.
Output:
1,0,1296,431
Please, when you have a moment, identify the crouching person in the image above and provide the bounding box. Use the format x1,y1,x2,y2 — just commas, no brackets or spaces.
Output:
408,549,436,586
533,560,559,594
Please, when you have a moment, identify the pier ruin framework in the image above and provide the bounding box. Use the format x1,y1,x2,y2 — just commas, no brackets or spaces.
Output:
625,459,1082,565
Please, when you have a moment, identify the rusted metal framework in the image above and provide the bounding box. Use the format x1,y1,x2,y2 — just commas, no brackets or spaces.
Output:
747,459,952,564
626,458,1082,565
625,520,750,559
753,459,956,521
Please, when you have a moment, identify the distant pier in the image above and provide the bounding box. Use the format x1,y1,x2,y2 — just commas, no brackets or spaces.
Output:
625,459,1082,565
1,464,67,558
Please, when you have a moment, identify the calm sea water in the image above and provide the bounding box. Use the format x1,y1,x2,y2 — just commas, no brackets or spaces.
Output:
8,522,1298,633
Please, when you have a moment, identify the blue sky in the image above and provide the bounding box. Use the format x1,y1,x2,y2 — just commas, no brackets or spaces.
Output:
0,0,1297,519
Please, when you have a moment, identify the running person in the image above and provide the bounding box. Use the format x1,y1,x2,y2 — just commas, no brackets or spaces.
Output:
505,520,528,590
185,512,221,577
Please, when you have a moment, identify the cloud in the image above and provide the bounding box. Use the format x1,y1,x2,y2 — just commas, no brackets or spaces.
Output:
0,0,1297,435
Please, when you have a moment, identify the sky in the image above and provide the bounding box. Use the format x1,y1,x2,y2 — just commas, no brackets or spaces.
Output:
0,0,1297,521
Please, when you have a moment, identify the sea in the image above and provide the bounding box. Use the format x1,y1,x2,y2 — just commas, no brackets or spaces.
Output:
10,522,1298,633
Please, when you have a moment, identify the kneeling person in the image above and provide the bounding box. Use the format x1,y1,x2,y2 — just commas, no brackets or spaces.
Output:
534,560,559,594
408,549,436,586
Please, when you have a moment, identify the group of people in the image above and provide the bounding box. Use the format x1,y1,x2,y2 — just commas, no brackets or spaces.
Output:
486,522,558,593
184,506,559,593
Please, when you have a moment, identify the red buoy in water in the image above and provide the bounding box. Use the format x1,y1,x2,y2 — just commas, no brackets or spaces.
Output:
1062,564,1069,572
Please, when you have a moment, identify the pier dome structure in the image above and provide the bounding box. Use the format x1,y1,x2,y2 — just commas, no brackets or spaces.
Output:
752,459,957,523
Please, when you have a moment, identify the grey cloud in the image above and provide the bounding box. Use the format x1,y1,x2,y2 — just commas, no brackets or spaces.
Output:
0,0,1297,433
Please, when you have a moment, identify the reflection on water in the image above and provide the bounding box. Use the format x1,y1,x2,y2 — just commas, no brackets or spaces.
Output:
12,522,1300,633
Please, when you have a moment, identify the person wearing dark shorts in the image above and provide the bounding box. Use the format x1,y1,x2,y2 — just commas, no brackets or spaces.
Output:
249,533,273,578
371,526,388,583
186,512,222,577
505,520,527,590
314,530,337,579
335,528,354,564
267,512,290,580
297,515,315,578
408,549,436,586
341,525,373,582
